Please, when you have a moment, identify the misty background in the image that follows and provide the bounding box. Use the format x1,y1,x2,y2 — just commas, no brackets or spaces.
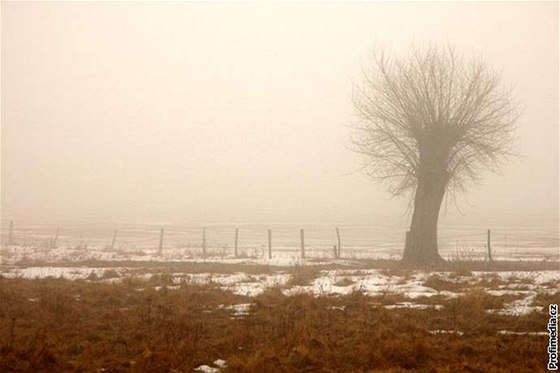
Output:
1,2,558,231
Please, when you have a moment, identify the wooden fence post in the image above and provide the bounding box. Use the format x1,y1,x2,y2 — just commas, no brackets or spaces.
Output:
202,227,207,260
300,229,305,259
8,220,13,246
336,227,341,258
487,229,492,261
405,230,411,250
110,229,118,250
234,228,239,258
158,228,164,255
268,229,272,259
51,227,60,248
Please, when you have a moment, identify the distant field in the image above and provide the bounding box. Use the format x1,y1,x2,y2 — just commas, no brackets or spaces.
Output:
1,221,559,263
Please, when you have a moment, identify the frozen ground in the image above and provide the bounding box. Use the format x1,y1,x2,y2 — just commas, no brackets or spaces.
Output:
2,265,558,317
0,245,358,267
1,226,558,327
1,220,558,264
1,241,558,267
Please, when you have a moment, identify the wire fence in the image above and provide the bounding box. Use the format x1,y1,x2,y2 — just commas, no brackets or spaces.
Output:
0,221,558,262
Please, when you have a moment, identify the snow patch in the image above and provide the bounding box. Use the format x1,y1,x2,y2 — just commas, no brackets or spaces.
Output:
497,330,548,336
384,302,443,310
219,303,252,318
194,365,219,373
429,330,464,336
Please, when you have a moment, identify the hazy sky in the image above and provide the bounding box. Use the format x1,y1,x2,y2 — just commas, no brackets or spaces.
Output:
1,1,558,226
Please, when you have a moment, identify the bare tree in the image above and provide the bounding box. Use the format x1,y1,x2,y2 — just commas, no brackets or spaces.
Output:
351,45,518,264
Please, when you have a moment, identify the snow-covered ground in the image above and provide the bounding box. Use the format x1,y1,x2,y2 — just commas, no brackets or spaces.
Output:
2,266,558,316
1,221,558,264
0,244,400,266
1,241,558,267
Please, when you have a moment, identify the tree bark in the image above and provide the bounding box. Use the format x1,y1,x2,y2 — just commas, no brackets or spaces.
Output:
403,146,448,264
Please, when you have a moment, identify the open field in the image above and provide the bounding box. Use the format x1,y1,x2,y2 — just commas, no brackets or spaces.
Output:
2,221,558,264
1,258,559,372
2,1,559,372
1,223,558,371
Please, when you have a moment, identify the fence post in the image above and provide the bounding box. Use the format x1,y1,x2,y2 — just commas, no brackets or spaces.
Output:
158,228,164,255
300,229,305,259
234,228,239,258
202,227,207,260
8,220,13,246
336,227,341,258
268,229,272,259
405,230,411,250
110,229,118,250
487,229,492,261
51,227,60,249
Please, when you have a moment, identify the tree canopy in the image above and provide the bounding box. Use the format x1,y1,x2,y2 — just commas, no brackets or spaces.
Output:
352,45,518,202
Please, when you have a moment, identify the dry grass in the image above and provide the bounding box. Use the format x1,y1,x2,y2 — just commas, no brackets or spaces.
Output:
285,266,320,287
532,291,560,308
353,258,559,272
0,277,556,372
423,274,466,292
333,277,354,287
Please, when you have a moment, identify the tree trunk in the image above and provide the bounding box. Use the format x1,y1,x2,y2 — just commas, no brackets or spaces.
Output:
403,162,447,264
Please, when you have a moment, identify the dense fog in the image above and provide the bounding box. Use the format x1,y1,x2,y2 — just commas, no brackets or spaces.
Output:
1,2,557,227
